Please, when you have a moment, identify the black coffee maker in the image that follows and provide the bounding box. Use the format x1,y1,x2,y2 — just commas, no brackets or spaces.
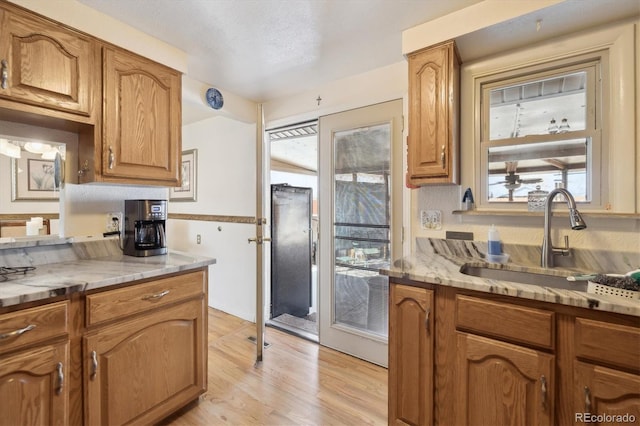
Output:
124,200,167,257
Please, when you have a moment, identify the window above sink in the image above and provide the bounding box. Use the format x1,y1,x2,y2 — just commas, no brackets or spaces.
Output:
461,21,637,214
478,54,603,207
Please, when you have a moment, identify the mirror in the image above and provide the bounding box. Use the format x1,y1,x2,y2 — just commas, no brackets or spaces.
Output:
0,119,78,240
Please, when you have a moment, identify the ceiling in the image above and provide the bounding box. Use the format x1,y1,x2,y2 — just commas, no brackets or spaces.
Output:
75,0,639,104
75,0,484,102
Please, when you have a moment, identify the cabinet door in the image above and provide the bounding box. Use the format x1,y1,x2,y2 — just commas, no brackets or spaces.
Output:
102,46,181,185
407,41,459,185
575,361,640,424
388,284,434,425
0,341,69,426
0,6,94,115
456,332,554,426
84,298,205,426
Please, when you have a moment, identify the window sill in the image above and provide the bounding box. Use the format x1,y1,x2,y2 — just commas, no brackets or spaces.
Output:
452,210,639,219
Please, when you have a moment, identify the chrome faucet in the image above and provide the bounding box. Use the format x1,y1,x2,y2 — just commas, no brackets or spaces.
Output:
541,188,587,268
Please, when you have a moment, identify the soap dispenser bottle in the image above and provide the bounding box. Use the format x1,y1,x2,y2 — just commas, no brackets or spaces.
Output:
488,225,501,255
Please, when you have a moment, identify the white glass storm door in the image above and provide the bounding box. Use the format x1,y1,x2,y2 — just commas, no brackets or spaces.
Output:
318,99,403,367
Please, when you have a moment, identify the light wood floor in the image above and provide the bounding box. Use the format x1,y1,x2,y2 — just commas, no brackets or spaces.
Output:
162,308,388,425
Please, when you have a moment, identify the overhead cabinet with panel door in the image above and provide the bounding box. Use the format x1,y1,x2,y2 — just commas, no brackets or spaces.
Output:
0,0,182,187
93,46,181,186
407,40,460,185
0,3,98,120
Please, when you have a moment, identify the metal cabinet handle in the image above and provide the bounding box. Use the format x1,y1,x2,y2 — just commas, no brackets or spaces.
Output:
584,386,592,413
0,324,36,340
108,146,115,169
1,59,8,89
424,308,431,333
56,362,64,395
142,290,170,300
540,375,547,409
90,350,98,380
440,145,446,169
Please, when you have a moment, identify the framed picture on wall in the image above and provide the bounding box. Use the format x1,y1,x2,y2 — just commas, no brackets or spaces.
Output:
170,149,197,202
11,151,59,201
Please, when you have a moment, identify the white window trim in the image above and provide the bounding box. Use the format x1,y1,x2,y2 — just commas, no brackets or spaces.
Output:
459,20,637,214
477,55,604,209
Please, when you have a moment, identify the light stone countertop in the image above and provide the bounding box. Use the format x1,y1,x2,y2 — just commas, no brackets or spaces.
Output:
382,238,640,317
0,238,215,309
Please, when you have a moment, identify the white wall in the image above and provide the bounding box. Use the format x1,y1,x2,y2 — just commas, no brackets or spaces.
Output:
168,219,256,321
60,183,167,238
168,114,258,321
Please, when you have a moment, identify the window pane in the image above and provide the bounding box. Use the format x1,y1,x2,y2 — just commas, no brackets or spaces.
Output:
333,123,390,338
489,71,587,140
487,139,589,202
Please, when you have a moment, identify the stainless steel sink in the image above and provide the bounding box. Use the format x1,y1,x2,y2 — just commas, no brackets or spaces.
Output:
459,264,588,292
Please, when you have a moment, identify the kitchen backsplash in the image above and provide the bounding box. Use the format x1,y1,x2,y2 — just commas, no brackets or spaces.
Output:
414,185,639,253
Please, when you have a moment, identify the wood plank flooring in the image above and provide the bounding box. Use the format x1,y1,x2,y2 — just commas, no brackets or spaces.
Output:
162,308,388,425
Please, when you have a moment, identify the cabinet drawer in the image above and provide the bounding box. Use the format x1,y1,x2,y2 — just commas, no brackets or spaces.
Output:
0,301,68,355
455,295,555,350
86,270,205,326
575,318,640,371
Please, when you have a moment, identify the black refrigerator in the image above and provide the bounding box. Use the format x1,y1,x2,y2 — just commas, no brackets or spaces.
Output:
270,184,313,318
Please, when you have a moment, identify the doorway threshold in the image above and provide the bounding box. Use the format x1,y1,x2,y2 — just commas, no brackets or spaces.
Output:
267,318,319,343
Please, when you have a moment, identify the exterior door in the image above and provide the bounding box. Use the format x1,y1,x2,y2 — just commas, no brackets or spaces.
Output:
318,99,403,367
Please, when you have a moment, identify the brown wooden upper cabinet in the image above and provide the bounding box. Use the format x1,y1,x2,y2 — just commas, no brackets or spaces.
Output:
407,40,460,185
97,47,181,185
0,4,96,117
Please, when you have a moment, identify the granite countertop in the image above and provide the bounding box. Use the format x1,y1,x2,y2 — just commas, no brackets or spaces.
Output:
382,238,640,317
0,238,216,309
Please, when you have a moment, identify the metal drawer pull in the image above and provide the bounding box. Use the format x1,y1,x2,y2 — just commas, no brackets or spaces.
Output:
540,375,547,409
1,59,8,89
424,308,431,333
584,386,592,413
440,145,446,168
0,324,36,340
142,290,170,300
90,350,98,380
108,146,115,169
56,362,64,395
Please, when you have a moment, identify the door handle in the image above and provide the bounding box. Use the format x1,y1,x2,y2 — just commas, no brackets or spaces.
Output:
248,237,271,244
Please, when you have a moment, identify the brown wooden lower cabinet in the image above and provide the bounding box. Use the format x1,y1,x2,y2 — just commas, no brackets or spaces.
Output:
388,280,640,426
0,269,207,426
574,361,640,424
455,332,554,425
84,298,205,425
0,341,69,426
388,284,434,425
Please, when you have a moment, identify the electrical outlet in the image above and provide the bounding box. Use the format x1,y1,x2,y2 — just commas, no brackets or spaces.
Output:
105,212,123,233
196,234,201,244
421,210,442,230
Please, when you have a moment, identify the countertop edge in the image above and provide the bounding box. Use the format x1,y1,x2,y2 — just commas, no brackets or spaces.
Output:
382,268,639,317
